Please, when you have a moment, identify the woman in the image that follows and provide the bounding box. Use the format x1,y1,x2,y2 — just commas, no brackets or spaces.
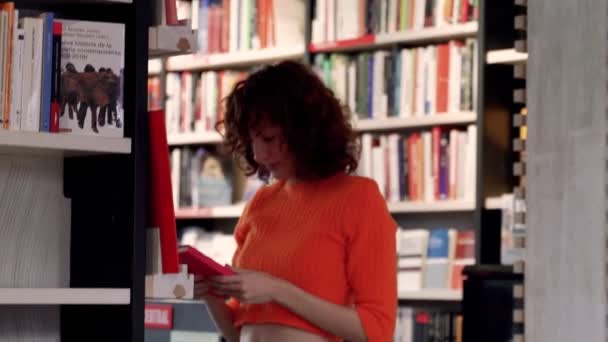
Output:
195,61,397,342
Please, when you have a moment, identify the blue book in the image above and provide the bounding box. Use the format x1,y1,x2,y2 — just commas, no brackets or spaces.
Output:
393,50,401,117
39,12,54,132
427,229,450,258
198,0,209,54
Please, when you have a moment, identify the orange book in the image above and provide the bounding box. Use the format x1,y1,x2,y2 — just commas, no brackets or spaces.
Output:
258,0,266,48
0,2,15,129
267,0,275,47
436,43,450,113
221,0,230,52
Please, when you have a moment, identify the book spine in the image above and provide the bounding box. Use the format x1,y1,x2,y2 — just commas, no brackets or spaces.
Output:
3,6,14,129
39,13,53,132
9,26,23,131
50,21,61,133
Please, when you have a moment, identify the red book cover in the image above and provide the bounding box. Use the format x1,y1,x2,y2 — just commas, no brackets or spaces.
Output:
221,0,230,53
145,304,174,329
178,245,236,277
149,109,179,273
460,0,470,23
454,230,475,259
0,2,14,129
450,263,466,289
164,0,179,25
258,0,267,48
436,43,450,113
432,127,441,200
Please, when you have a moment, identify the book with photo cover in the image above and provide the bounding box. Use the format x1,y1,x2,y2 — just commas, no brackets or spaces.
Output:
58,19,125,137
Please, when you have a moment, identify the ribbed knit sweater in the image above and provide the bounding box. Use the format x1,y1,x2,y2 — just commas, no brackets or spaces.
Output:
227,172,398,341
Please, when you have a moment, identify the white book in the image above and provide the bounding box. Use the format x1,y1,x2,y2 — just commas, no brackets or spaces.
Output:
388,134,401,203
423,132,433,202
427,45,437,115
415,47,425,117
229,0,238,51
397,229,429,291
373,51,386,118
171,148,182,209
183,73,193,133
327,0,336,42
318,0,327,42
457,131,467,199
380,0,387,34
435,0,446,26
20,18,40,132
414,0,426,29
334,56,348,104
452,0,461,24
274,0,305,47
239,0,250,50
191,0,199,30
471,39,479,113
448,40,461,113
465,125,477,201
372,135,387,198
359,133,373,179
205,72,217,129
9,26,23,131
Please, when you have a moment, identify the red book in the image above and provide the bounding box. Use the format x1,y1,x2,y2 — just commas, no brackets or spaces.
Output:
178,245,236,277
149,109,179,273
432,127,441,200
164,0,179,25
0,2,14,129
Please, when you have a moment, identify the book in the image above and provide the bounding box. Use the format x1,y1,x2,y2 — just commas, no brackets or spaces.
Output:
178,245,236,277
58,19,125,137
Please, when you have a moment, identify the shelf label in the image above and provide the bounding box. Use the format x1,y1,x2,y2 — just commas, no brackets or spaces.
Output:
145,304,173,329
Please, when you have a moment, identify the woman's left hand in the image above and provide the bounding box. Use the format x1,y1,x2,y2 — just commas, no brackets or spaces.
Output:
210,268,286,304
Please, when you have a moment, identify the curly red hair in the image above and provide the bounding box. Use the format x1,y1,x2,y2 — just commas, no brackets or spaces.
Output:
217,61,359,181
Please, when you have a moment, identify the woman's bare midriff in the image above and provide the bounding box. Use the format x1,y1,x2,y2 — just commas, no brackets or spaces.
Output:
239,324,331,342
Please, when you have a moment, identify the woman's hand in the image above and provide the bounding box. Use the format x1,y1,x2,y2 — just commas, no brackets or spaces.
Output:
210,268,285,304
193,275,216,301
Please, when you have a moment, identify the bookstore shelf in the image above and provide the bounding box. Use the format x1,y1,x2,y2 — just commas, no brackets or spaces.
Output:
167,131,223,146
0,288,131,305
398,289,462,301
486,48,528,64
309,22,478,53
388,200,476,213
175,203,246,219
165,46,306,72
353,112,477,132
0,131,132,155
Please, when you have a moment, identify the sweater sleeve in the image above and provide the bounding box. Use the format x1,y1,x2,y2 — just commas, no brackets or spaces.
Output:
346,179,398,342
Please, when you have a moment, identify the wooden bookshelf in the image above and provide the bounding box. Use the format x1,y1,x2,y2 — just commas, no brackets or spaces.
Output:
0,130,132,155
353,112,477,132
388,200,476,213
175,203,246,219
166,46,306,71
309,22,478,53
0,288,131,305
398,289,462,301
486,48,528,64
167,131,223,146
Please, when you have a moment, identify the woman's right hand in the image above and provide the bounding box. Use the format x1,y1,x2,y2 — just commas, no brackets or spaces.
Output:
193,275,214,300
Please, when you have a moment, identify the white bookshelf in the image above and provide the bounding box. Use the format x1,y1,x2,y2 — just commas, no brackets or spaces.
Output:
310,22,478,53
0,130,131,155
353,112,476,132
388,200,476,213
398,289,462,301
175,203,245,219
486,48,528,64
167,131,223,146
165,46,306,71
376,22,479,45
0,288,131,305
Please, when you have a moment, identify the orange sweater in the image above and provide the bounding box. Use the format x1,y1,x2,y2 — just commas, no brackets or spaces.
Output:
227,172,398,341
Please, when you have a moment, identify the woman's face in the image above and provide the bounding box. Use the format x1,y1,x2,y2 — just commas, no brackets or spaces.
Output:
250,121,295,181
